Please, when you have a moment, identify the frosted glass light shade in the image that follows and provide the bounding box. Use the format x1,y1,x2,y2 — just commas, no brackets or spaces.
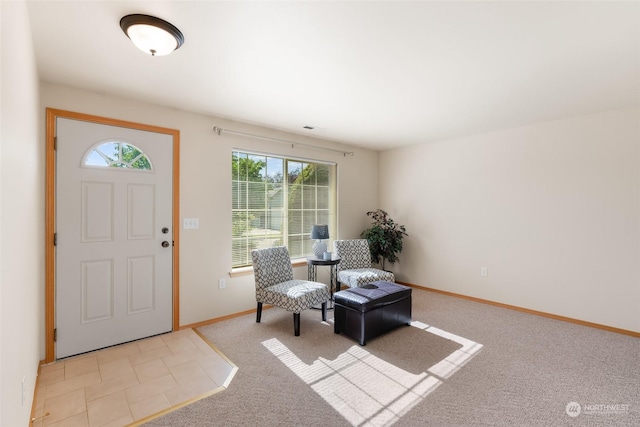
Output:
120,14,184,56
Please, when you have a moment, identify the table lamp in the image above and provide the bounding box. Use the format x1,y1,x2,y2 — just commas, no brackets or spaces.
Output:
311,224,329,258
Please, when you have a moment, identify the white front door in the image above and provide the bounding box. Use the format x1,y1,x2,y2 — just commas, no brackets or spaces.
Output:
56,118,173,358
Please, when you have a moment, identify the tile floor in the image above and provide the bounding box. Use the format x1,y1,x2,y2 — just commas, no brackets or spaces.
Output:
31,329,238,427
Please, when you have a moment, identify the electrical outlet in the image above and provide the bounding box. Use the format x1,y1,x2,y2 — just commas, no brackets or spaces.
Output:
219,279,226,289
481,267,488,277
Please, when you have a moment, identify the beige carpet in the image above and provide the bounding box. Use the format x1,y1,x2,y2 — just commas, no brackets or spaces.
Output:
144,289,640,426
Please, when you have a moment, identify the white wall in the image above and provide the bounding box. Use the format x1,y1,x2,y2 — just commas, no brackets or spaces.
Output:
40,82,380,328
380,107,640,332
1,1,44,425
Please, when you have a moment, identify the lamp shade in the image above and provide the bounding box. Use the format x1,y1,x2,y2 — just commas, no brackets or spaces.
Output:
120,14,184,56
311,225,329,240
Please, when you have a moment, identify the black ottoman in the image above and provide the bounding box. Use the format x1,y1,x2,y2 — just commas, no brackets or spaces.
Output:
333,281,412,345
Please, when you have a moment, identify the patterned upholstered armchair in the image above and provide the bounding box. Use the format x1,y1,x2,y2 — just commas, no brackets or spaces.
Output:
251,246,330,336
333,239,395,289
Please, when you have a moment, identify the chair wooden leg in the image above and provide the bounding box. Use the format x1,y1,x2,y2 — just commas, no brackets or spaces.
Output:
256,302,263,323
293,313,300,336
321,302,327,321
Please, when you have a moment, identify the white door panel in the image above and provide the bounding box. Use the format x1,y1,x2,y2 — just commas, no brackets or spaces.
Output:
56,118,173,358
81,181,114,242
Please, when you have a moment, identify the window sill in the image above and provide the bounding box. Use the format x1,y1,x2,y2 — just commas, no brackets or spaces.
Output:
229,266,254,278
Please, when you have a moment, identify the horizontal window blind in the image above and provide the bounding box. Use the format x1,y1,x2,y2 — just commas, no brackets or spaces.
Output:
232,151,336,268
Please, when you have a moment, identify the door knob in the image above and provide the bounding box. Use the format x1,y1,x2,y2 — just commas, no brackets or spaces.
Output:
161,241,170,248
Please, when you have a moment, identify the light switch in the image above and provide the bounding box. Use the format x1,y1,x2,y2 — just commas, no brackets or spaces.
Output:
183,218,200,229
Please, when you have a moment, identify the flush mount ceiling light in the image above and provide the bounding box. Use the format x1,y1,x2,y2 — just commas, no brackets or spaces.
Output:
120,14,184,56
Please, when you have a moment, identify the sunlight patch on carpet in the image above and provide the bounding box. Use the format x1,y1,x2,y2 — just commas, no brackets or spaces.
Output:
262,322,483,426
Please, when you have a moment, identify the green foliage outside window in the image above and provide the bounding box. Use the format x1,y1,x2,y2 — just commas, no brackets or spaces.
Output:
84,141,152,170
232,151,334,268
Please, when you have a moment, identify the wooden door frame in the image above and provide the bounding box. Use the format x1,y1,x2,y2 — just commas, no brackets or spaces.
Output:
45,108,180,363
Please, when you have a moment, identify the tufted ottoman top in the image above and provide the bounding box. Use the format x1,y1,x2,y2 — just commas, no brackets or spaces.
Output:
334,281,411,312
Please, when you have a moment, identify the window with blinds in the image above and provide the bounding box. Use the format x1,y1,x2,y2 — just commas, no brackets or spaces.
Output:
232,150,336,268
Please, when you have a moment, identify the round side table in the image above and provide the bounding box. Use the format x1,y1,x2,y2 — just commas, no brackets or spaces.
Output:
307,257,341,297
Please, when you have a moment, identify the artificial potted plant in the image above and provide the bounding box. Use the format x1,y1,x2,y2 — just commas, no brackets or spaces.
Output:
361,209,408,270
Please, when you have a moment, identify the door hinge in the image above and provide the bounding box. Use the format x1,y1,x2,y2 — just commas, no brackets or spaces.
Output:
54,136,57,150
54,233,57,246
53,328,57,342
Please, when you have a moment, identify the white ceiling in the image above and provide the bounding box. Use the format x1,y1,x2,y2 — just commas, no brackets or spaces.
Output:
27,1,639,151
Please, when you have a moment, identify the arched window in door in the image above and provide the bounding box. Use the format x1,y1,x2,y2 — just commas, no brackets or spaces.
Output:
83,141,153,170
